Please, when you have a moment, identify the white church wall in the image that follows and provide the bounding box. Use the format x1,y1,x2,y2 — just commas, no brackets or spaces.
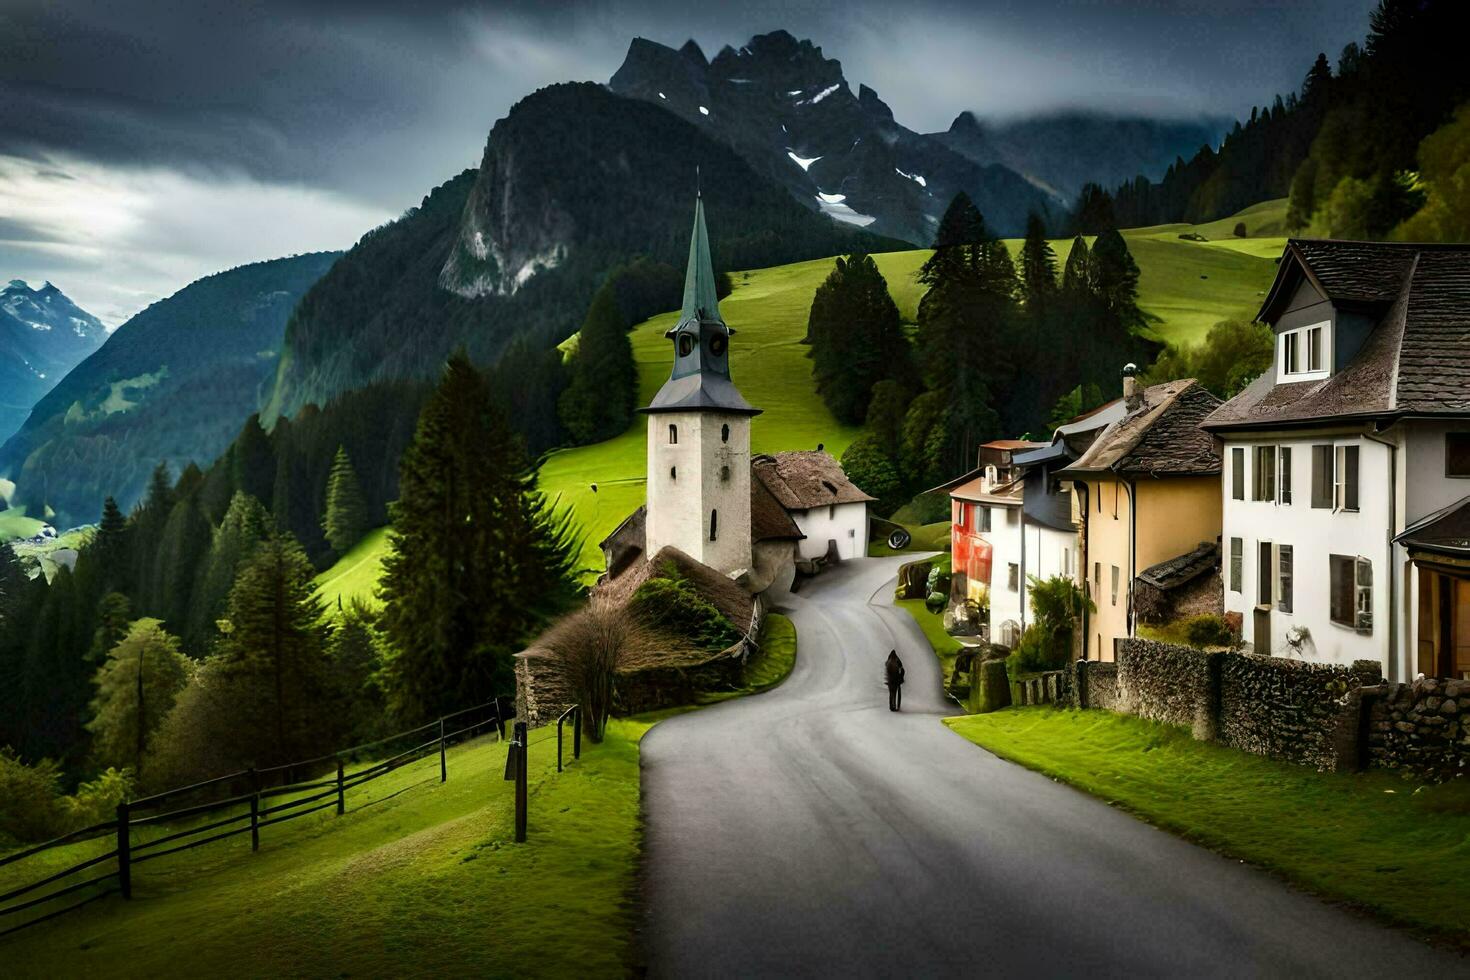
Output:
645,411,752,575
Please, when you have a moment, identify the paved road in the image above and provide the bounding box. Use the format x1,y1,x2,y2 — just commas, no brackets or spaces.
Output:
640,556,1465,978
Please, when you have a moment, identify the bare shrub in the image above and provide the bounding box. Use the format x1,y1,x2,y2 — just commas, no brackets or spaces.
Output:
536,598,688,742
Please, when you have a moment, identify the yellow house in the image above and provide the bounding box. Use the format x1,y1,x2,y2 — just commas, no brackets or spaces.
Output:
1059,372,1224,662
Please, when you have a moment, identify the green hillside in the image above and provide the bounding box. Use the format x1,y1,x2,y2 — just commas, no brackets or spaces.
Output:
315,203,1287,606
2,720,649,977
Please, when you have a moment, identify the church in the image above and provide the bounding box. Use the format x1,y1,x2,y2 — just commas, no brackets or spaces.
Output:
597,193,873,602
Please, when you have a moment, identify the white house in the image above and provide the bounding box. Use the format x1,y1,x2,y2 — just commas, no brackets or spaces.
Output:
752,451,872,563
1203,239,1470,682
939,440,1082,646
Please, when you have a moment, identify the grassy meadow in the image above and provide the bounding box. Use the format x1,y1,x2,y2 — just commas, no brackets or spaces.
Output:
946,706,1470,948
2,718,654,977
313,201,1288,606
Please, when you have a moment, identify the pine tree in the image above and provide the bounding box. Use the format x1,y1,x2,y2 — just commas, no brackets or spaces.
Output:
806,254,913,425
87,618,193,775
154,494,211,632
87,592,133,665
1018,212,1058,311
914,199,1017,472
1072,183,1117,235
217,532,330,764
378,353,579,721
230,414,276,508
187,491,274,656
1090,229,1146,334
322,446,370,555
558,284,635,445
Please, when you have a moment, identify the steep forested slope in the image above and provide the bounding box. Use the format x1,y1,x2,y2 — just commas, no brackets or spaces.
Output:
0,254,338,526
264,82,901,424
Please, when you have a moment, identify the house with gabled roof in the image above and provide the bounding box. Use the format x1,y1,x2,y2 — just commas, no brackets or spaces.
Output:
937,439,1079,647
1058,368,1223,661
1203,239,1470,681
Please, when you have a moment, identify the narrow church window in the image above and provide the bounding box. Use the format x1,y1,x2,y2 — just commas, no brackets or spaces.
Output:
671,467,677,481
669,424,677,444
709,509,718,541
720,465,730,482
722,424,730,443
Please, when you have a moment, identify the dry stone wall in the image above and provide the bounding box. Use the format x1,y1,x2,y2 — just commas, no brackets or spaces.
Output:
1216,652,1372,771
1365,677,1470,781
1076,639,1381,774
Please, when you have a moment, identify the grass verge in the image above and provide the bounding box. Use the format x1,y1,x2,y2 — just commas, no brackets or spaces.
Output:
944,706,1470,948
3,718,655,977
700,612,798,703
895,597,963,688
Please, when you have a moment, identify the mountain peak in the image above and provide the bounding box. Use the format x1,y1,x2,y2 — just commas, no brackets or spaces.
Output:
948,111,983,135
6,279,30,291
678,39,708,68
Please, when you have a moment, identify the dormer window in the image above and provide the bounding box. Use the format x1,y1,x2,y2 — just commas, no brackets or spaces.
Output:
1280,322,1329,382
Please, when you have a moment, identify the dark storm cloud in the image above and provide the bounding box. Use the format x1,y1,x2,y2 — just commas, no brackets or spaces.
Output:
3,0,1377,210
0,0,1377,324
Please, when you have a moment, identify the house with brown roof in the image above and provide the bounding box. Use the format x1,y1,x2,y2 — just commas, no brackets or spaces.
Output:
936,439,1078,647
1203,239,1470,681
1058,367,1223,661
752,450,874,564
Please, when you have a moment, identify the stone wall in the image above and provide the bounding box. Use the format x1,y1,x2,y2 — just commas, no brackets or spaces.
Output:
1365,677,1470,781
1216,652,1370,771
1075,639,1379,773
1115,638,1217,738
1075,660,1120,711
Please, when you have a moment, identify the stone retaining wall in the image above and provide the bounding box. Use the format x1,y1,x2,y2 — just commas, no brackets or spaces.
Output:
1115,639,1217,738
1075,639,1382,773
1216,652,1370,771
1365,677,1470,781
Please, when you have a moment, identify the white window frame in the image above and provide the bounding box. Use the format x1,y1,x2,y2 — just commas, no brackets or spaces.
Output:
1278,321,1330,383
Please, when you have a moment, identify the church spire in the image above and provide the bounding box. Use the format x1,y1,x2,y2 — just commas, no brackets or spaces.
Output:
642,193,759,416
681,192,721,323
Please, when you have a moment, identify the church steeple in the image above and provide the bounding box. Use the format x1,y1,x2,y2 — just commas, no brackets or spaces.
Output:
643,194,759,416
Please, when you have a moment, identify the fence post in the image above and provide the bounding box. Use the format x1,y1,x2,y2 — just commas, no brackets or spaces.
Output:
439,716,448,784
115,801,131,900
557,713,564,773
573,705,582,761
514,721,528,843
494,698,506,740
248,768,260,852
336,758,345,816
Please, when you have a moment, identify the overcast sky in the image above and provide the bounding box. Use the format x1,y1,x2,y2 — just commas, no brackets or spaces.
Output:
1,0,1375,326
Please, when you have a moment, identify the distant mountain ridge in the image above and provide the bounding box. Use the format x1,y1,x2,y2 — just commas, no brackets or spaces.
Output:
0,253,339,526
608,31,1063,243
0,281,105,444
936,110,1225,205
264,81,899,423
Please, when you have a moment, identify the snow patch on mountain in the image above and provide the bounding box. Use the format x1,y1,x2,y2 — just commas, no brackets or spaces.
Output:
896,168,928,188
815,195,876,227
787,151,821,171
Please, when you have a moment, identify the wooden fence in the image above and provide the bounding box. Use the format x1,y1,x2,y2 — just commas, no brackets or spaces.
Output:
0,699,509,939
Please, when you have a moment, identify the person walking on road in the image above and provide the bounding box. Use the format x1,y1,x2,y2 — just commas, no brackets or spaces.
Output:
885,650,905,711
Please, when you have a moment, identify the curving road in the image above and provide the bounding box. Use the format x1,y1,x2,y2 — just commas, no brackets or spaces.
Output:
639,555,1464,978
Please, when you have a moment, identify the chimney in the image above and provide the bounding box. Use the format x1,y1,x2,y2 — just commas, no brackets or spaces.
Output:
1122,363,1142,413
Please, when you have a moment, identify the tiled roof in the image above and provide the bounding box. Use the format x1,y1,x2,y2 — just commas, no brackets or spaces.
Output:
752,451,875,510
1060,379,1222,477
1138,541,1219,591
751,472,805,541
1211,240,1470,429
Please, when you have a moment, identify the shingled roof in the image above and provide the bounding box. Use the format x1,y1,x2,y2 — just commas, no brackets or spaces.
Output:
1060,379,1222,478
595,545,754,629
1138,541,1219,591
752,451,875,510
1207,240,1470,430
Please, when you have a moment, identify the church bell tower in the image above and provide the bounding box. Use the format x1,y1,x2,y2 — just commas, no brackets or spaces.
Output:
642,193,759,576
